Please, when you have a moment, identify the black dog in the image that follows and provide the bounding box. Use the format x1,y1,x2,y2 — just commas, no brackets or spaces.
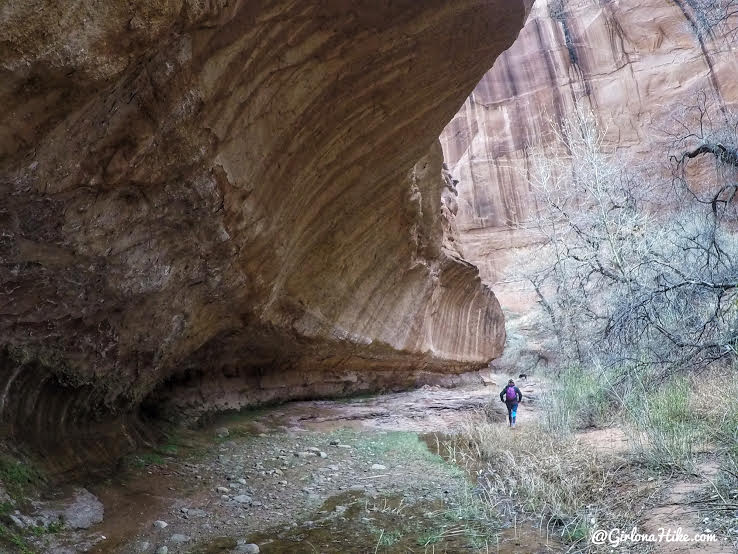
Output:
518,373,528,381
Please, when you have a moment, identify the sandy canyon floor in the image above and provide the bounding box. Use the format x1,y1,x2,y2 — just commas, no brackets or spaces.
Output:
14,374,733,553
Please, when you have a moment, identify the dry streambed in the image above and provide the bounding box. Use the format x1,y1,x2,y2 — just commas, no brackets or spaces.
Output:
5,380,549,553
2,375,734,553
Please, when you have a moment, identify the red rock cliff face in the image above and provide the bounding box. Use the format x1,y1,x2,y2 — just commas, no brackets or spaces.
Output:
440,0,738,308
0,1,529,471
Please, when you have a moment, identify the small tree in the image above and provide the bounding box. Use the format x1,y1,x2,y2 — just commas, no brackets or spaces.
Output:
520,98,738,378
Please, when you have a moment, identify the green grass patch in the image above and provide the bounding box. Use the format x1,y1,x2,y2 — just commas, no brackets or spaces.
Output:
212,405,275,426
0,455,43,503
626,376,704,472
124,429,192,468
349,430,451,466
158,443,179,455
703,370,738,525
28,519,64,537
0,522,34,554
543,366,612,433
125,451,165,469
370,527,402,548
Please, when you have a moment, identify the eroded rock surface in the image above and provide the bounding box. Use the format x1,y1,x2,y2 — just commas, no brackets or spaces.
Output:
440,0,738,307
0,1,529,472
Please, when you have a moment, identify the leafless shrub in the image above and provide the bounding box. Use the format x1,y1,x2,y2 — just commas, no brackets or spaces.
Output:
519,99,738,377
687,0,738,43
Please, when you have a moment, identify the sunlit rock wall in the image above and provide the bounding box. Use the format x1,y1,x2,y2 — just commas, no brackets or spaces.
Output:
440,0,738,309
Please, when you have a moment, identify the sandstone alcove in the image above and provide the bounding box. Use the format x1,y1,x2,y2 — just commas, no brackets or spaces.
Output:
2,1,737,552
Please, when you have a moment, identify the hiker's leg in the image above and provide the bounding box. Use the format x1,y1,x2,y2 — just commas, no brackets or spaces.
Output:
506,403,512,425
511,403,518,426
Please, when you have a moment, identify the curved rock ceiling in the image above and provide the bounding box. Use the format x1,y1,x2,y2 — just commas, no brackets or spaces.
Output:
0,1,530,471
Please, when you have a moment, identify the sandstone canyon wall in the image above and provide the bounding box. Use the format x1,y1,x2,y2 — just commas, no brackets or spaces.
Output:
440,0,738,309
0,1,530,474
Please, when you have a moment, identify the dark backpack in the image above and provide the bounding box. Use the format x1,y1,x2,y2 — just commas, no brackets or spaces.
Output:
505,386,517,403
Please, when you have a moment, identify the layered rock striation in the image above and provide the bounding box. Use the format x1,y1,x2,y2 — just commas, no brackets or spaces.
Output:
0,1,529,473
440,0,738,307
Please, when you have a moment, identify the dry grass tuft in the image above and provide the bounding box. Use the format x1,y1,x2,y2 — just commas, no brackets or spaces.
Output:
458,417,645,548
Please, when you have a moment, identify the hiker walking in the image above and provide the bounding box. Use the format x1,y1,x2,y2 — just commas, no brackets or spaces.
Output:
500,379,522,428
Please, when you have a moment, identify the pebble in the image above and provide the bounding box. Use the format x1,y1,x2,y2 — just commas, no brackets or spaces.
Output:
156,547,168,554
216,486,230,493
318,451,328,458
170,534,191,543
182,508,207,518
215,427,230,438
371,464,386,470
237,543,260,553
306,447,320,453
234,495,253,504
8,514,28,529
329,439,340,446
153,520,168,529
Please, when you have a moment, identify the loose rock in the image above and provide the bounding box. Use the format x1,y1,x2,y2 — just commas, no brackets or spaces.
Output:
35,488,104,530
215,427,230,438
182,508,207,518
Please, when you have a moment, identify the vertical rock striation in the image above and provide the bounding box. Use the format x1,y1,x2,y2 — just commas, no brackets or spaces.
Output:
440,0,738,306
0,1,529,472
